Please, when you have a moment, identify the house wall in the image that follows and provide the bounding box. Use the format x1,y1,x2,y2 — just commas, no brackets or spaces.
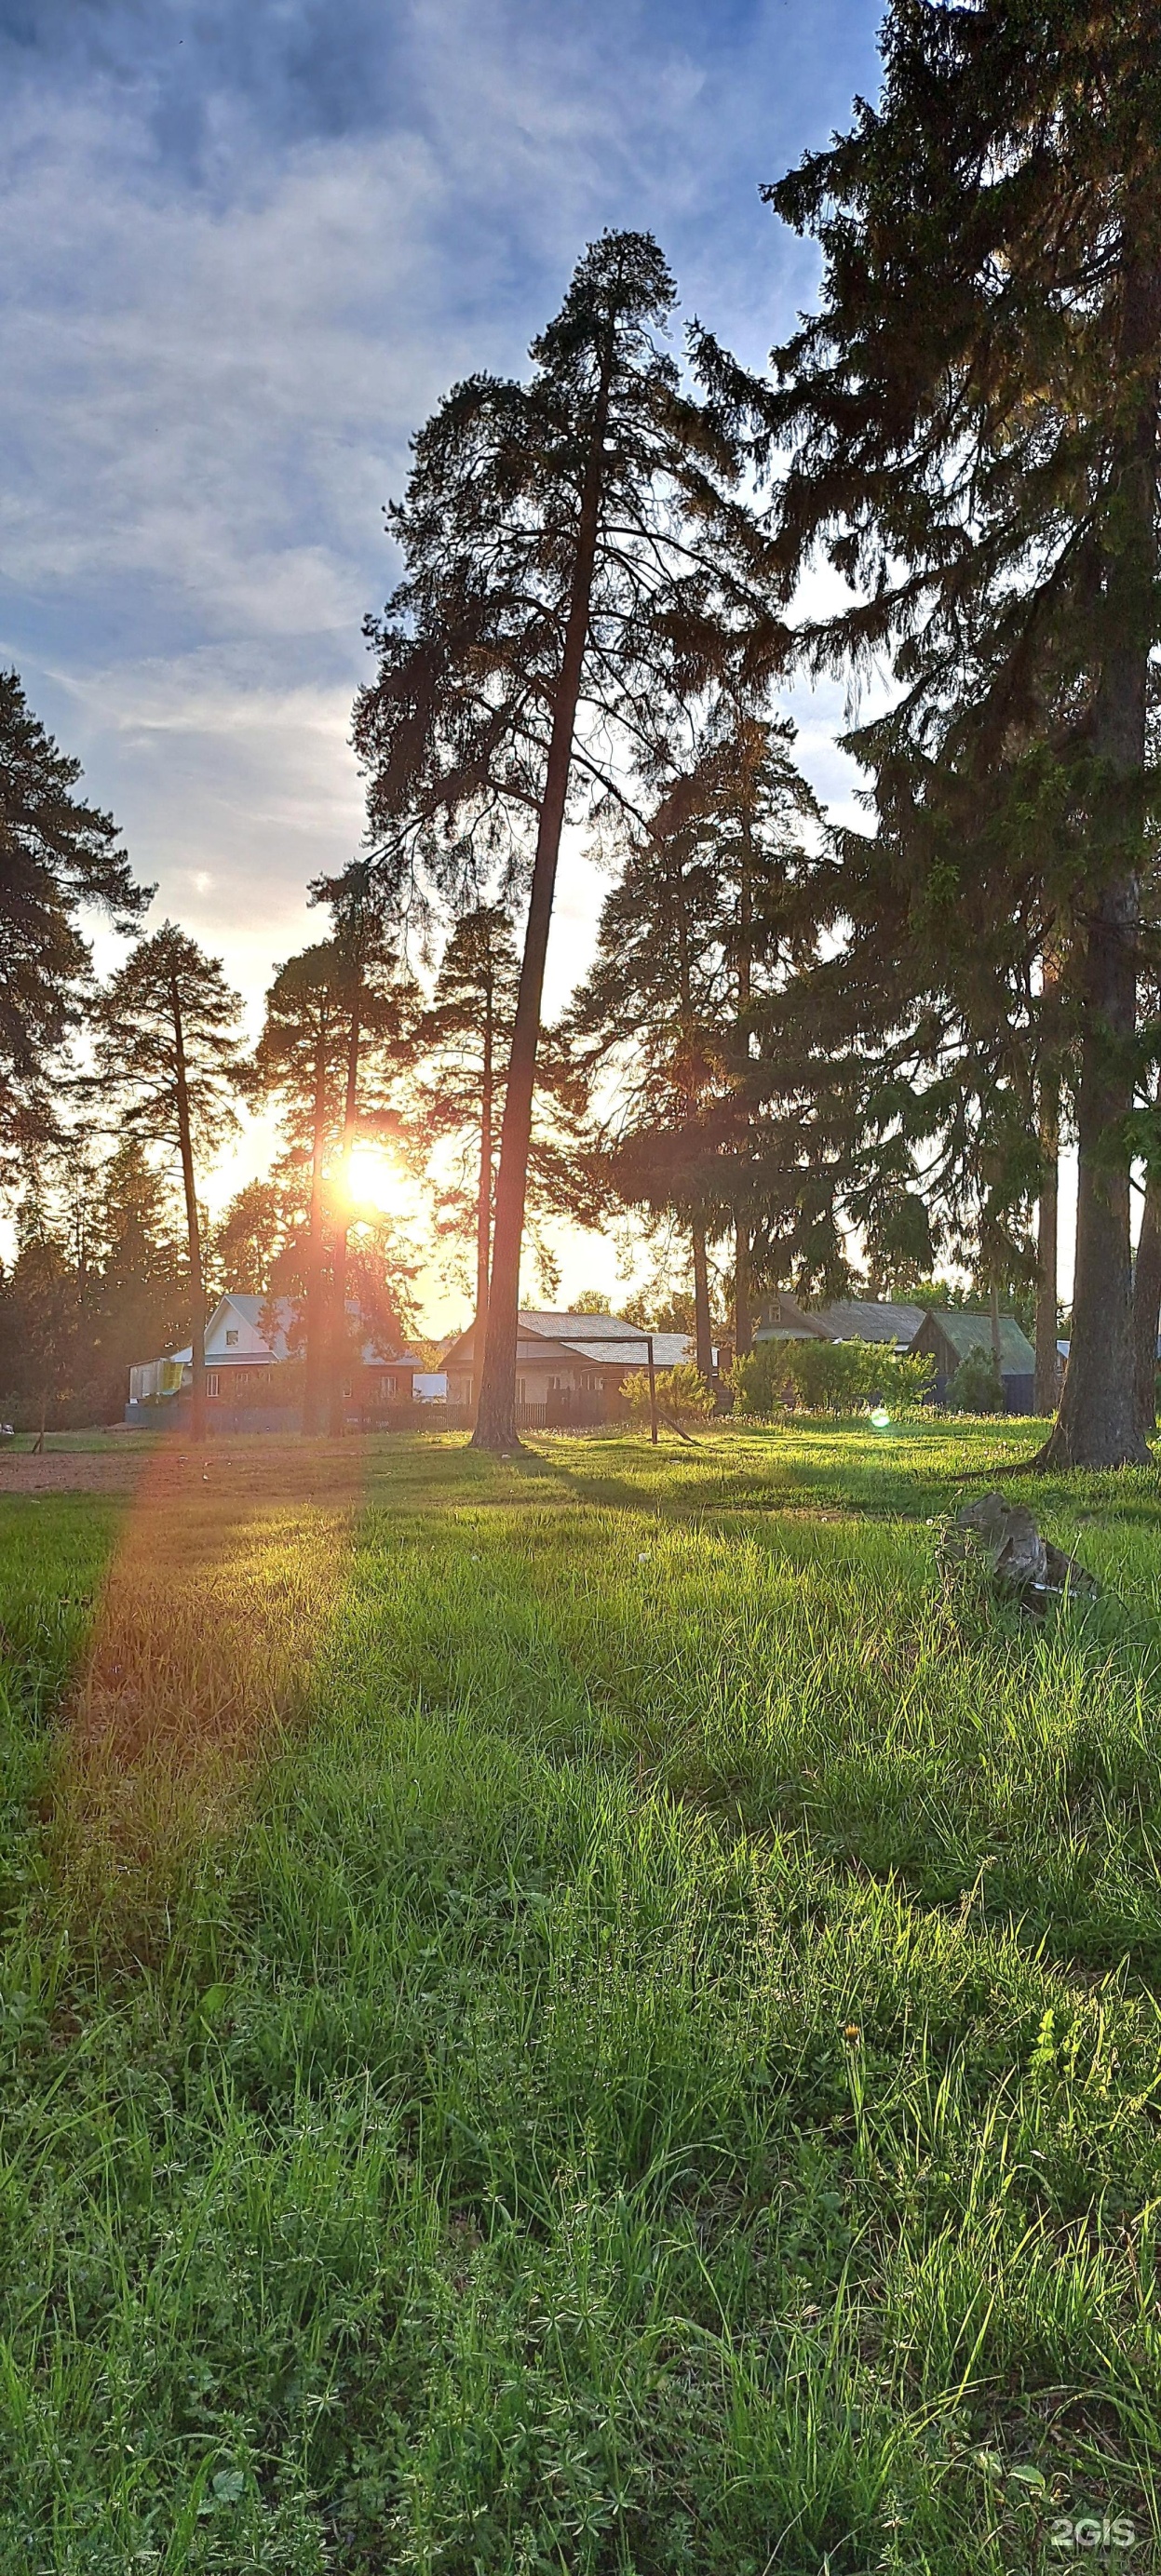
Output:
911,1317,1035,1415
445,1355,627,1422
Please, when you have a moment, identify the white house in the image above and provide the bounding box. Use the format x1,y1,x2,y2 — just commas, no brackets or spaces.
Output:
127,1293,417,1425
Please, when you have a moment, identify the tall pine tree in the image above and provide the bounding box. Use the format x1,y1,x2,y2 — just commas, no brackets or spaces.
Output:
92,926,246,1442
355,229,776,1448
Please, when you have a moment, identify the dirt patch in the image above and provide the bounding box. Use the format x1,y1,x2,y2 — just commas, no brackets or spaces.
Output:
0,1450,146,1493
0,1435,371,1500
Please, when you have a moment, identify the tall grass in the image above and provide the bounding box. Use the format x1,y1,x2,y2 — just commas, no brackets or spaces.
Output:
2,1422,1161,2570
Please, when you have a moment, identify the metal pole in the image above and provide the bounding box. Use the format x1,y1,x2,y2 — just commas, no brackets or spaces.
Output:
647,1333,658,1445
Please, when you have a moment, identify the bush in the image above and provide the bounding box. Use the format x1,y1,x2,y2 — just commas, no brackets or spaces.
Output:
624,1362,716,1425
945,1347,1006,1414
731,1336,935,1418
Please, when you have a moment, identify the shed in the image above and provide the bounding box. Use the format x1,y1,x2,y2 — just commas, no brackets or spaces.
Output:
910,1308,1036,1414
815,1298,926,1353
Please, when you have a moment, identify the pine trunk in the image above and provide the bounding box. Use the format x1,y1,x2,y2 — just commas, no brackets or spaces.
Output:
170,974,207,1445
472,340,614,1451
693,1227,713,1379
303,1033,329,1437
1034,1060,1060,1416
1037,235,1158,1469
734,815,753,1362
474,999,493,1378
328,996,362,1439
735,1222,751,1360
1132,1167,1161,1433
1040,892,1144,1465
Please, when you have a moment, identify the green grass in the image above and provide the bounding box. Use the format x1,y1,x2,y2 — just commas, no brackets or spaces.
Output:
4,1418,1161,2570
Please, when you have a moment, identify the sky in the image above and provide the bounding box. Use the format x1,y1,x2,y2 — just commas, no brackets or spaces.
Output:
1,0,898,1325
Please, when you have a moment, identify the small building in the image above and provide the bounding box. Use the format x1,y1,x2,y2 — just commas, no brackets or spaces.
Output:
815,1298,926,1354
127,1293,417,1430
910,1308,1036,1414
752,1291,834,1344
442,1311,709,1425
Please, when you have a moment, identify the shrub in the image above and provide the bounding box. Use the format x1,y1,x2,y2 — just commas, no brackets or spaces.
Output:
945,1347,1006,1413
624,1362,716,1424
731,1336,935,1418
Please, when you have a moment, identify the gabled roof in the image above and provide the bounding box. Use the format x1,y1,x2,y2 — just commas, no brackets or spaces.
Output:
918,1308,1036,1373
753,1291,833,1343
442,1312,704,1373
817,1299,925,1347
516,1310,648,1344
212,1293,296,1360
149,1291,414,1376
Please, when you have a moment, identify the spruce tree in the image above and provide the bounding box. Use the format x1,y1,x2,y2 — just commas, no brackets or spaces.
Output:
703,0,1161,1465
0,669,146,1176
355,229,774,1448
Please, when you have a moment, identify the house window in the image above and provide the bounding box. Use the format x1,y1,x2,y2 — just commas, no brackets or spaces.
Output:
224,1329,238,1347
205,1373,220,1399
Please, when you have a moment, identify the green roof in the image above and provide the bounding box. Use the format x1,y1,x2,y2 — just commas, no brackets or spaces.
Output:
924,1309,1035,1373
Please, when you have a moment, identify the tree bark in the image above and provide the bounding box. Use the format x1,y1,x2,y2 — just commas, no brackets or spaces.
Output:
473,337,614,1450
328,987,362,1439
474,981,494,1380
170,973,207,1444
735,1222,752,1360
303,1030,329,1437
1034,1050,1060,1416
693,1225,713,1379
1037,235,1159,1469
1132,1166,1161,1433
1039,885,1145,1465
734,810,753,1362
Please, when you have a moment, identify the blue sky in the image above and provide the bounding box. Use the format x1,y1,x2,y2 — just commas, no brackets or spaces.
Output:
0,0,889,1302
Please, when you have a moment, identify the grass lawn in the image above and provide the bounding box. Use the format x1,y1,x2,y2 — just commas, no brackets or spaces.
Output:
4,1417,1161,2571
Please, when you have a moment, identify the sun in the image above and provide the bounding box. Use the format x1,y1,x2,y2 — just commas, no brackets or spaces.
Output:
344,1147,412,1219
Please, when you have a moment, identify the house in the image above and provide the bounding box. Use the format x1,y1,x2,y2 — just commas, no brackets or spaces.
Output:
126,1293,417,1430
814,1298,926,1355
756,1294,925,1353
752,1291,833,1343
752,1290,1039,1414
909,1308,1036,1413
442,1311,710,1425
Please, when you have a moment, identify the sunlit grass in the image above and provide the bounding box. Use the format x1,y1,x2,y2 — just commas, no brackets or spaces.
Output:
3,1417,1161,2569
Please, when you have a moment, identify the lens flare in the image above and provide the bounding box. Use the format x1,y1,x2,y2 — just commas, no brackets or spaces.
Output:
344,1147,412,1217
